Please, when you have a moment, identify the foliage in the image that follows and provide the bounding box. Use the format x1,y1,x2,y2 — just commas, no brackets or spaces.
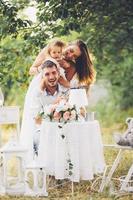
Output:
0,0,32,39
34,0,133,51
102,54,133,109
2,0,132,50
0,0,133,109
0,36,37,99
93,97,133,127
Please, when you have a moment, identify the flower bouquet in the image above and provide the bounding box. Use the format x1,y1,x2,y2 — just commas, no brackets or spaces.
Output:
38,100,86,123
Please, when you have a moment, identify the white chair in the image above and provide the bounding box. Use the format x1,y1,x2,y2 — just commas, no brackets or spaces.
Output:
99,144,133,194
0,106,20,146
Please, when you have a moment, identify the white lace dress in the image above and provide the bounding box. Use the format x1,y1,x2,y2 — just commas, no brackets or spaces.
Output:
19,73,42,161
70,73,85,88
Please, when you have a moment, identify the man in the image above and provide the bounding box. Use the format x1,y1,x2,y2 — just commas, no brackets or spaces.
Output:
31,60,67,155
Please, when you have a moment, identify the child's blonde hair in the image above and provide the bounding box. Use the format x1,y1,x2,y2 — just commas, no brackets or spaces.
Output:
47,39,66,54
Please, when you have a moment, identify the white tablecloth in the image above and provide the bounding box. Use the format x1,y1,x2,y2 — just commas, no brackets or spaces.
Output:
38,120,105,182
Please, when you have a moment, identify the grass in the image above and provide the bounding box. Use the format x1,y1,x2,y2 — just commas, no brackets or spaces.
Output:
0,108,133,200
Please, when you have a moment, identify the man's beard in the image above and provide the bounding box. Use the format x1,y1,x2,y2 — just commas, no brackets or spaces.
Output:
48,80,57,87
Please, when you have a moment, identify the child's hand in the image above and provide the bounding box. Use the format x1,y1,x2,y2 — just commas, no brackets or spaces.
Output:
29,67,38,75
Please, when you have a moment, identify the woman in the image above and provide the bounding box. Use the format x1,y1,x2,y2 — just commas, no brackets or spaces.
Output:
20,39,96,161
60,39,96,87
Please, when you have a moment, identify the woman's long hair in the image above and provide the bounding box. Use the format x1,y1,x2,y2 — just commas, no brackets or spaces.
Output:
74,40,96,85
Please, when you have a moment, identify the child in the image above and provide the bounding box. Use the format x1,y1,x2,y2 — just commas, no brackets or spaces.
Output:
29,39,70,88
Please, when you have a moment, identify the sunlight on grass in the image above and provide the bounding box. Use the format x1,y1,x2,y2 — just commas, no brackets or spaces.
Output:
0,108,133,199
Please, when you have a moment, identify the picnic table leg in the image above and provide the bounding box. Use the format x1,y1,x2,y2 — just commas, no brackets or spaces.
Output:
98,165,108,192
99,149,123,192
71,181,74,198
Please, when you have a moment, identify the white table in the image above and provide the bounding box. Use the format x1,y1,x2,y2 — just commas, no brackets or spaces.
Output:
38,120,105,182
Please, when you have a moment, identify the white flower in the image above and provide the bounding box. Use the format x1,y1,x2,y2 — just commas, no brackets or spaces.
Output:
70,110,77,120
44,105,52,115
62,104,69,111
58,100,66,106
67,103,73,109
55,104,64,112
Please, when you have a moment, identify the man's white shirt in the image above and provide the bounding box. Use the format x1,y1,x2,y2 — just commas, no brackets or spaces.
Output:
30,84,67,117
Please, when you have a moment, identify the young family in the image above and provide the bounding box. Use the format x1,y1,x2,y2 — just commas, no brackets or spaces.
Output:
19,39,96,161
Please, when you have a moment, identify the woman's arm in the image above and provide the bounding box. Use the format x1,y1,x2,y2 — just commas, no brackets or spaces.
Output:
58,76,70,88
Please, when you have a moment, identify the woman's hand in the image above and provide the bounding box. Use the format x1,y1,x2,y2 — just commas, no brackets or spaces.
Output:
58,59,70,69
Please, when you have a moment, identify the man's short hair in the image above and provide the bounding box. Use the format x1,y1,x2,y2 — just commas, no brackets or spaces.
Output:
42,60,57,70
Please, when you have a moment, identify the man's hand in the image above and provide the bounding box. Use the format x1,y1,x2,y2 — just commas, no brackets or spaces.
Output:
35,115,42,124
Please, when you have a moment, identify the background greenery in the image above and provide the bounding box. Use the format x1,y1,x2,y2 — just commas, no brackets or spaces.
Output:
0,0,133,199
0,0,133,109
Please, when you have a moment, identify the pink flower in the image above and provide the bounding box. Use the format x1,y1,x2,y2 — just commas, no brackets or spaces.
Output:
53,111,61,121
63,111,70,121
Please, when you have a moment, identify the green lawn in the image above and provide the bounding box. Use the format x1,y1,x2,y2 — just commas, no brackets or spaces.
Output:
1,122,133,200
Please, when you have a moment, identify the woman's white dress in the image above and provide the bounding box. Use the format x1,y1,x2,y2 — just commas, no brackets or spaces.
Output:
19,73,42,161
20,70,79,162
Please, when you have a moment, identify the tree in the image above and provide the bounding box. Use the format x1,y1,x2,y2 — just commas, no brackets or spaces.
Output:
0,0,133,108
0,0,32,39
34,0,133,109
